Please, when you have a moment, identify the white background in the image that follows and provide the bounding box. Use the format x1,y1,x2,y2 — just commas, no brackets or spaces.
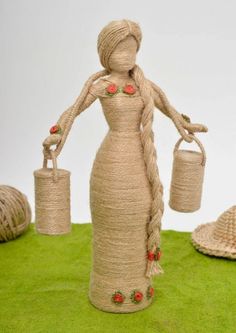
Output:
1,0,235,231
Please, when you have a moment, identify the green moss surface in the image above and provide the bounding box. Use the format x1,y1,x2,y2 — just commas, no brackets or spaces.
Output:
0,223,235,333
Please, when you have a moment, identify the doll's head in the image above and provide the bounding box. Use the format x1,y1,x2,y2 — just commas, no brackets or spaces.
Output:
108,35,137,73
97,19,142,72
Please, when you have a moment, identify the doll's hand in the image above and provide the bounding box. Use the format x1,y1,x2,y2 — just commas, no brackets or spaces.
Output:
180,113,208,134
43,133,62,148
42,134,62,159
43,123,63,148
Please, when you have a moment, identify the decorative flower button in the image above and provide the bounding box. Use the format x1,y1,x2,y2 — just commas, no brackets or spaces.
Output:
49,124,62,135
155,249,162,261
146,285,154,299
130,289,143,304
106,84,118,96
147,248,162,261
147,250,155,261
123,84,136,95
111,290,125,304
105,83,136,96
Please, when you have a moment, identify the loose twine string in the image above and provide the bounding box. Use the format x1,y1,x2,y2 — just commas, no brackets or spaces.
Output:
42,19,204,282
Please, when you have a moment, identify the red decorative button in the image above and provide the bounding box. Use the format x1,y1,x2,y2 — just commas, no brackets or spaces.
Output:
146,285,154,299
106,84,118,95
130,289,143,303
123,84,136,95
147,251,155,261
111,290,125,304
155,250,162,261
49,124,62,134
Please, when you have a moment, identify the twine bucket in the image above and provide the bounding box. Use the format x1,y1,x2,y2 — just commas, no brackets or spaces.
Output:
169,134,206,213
33,151,71,235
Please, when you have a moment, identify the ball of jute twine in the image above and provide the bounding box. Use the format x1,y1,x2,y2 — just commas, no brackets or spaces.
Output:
0,185,31,242
169,134,206,213
33,150,71,235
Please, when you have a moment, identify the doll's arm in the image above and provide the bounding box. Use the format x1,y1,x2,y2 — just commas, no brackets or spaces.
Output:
42,68,110,159
43,91,97,142
42,84,98,159
56,91,97,132
148,79,208,142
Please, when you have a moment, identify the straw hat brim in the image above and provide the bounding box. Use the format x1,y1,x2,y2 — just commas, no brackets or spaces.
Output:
191,221,236,259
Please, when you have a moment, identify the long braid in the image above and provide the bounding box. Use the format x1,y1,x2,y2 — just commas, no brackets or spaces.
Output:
131,64,164,277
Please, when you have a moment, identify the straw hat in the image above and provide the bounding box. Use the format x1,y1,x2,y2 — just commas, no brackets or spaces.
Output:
191,205,236,259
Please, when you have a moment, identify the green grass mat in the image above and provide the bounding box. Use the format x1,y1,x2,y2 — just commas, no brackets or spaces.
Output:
0,223,235,333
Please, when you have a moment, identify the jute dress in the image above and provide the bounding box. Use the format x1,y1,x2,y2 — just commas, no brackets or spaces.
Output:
88,77,154,313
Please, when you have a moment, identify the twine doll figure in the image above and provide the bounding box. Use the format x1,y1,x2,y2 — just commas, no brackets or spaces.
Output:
43,19,208,313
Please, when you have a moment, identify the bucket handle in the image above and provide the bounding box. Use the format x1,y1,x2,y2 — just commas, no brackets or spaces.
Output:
43,150,58,182
174,134,206,167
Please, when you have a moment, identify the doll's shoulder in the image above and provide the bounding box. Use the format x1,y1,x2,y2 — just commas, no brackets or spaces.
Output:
89,76,110,98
